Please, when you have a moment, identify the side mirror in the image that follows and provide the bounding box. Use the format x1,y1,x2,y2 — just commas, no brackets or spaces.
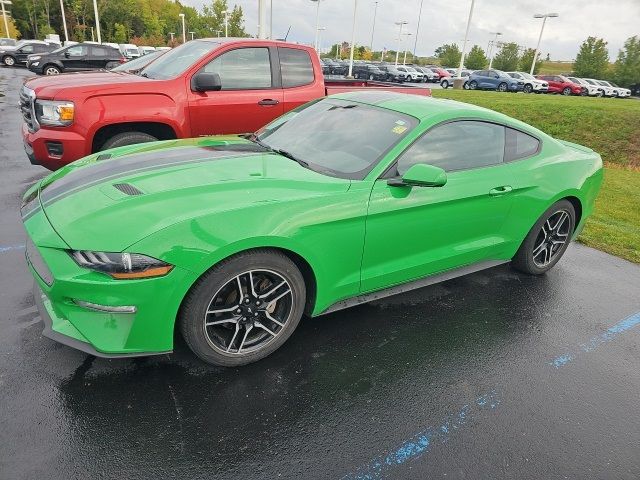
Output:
191,72,222,92
388,164,447,188
64,52,70,58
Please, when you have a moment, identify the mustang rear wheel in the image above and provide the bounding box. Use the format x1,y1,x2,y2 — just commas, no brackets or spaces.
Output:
179,249,306,366
512,200,575,275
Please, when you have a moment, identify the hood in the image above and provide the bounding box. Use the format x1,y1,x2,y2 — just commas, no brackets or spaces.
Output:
0,45,18,52
24,71,155,100
36,137,351,251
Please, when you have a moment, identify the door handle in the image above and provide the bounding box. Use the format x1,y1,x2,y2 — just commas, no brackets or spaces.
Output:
258,99,280,106
489,185,513,196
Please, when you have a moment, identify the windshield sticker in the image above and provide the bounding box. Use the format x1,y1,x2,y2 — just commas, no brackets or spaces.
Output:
392,125,408,134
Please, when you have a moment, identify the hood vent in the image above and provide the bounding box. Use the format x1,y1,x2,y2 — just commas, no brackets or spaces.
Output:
113,183,143,196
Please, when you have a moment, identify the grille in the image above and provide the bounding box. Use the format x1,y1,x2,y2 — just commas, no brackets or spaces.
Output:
19,86,38,133
113,183,143,196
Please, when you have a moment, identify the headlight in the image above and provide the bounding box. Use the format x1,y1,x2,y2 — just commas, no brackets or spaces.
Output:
29,55,41,61
69,251,173,279
34,99,74,126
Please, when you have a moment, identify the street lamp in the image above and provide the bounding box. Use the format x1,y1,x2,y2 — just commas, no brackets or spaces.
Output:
189,31,195,40
487,31,502,69
0,0,12,40
311,0,322,51
179,13,186,43
92,0,101,43
222,10,229,37
402,32,412,65
394,20,408,66
530,13,558,75
317,27,326,54
456,0,475,80
169,32,175,42
369,1,378,52
347,0,358,78
412,0,424,58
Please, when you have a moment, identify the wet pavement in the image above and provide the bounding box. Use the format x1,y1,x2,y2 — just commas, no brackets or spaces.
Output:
1,66,640,480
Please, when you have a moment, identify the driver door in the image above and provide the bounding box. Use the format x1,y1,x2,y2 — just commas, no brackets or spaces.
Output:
360,120,516,293
61,44,89,71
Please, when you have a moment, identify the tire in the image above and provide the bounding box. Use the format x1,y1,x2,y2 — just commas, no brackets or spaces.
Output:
105,61,119,69
562,87,572,96
368,74,374,80
498,82,508,92
511,199,576,275
179,249,306,366
523,84,533,94
463,81,469,90
596,90,603,97
100,131,158,151
43,65,61,75
2,55,15,67
441,80,449,89
469,80,478,90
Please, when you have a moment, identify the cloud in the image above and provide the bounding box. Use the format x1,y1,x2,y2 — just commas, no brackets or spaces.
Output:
183,0,640,60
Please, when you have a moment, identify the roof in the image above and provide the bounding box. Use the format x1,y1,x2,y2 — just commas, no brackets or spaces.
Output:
329,91,495,121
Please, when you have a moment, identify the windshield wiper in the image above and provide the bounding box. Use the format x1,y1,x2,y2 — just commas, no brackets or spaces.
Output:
250,137,309,168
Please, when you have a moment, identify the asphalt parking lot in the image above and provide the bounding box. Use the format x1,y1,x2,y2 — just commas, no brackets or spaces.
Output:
1,67,640,480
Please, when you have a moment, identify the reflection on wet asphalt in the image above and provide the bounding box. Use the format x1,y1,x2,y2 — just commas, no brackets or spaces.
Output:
1,67,639,480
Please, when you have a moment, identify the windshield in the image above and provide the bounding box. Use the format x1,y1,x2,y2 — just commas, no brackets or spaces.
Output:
139,40,217,80
519,72,535,80
111,50,164,71
255,98,418,180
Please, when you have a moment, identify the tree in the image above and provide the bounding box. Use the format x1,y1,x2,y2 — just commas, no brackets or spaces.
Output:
613,36,640,87
0,16,20,39
574,37,610,78
519,48,542,74
435,43,461,68
113,23,127,43
492,42,519,71
465,45,487,69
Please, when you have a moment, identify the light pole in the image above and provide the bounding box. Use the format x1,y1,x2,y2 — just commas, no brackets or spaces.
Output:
222,10,229,37
189,31,195,40
258,0,267,39
347,0,358,78
530,13,558,75
311,0,321,51
59,0,69,43
402,32,412,65
214,29,221,37
394,20,407,66
487,31,502,69
369,1,378,52
92,0,101,43
270,0,273,39
169,32,175,42
179,13,186,43
456,0,475,79
317,27,326,54
1,0,12,40
412,0,424,58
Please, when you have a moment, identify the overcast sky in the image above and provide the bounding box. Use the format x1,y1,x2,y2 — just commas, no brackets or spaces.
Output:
183,0,640,60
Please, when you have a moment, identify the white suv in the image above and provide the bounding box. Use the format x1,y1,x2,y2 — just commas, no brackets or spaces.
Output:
599,80,631,98
506,72,549,93
396,66,424,82
567,77,601,96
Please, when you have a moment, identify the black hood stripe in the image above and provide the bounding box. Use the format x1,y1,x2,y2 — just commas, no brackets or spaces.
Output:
40,145,265,208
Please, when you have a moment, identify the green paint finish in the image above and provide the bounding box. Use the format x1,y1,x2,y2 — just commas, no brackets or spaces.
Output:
22,94,603,357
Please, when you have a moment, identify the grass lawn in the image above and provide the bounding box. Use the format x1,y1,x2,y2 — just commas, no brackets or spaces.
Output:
431,89,640,263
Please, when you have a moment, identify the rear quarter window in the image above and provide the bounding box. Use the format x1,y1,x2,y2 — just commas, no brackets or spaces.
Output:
505,128,541,162
278,47,314,88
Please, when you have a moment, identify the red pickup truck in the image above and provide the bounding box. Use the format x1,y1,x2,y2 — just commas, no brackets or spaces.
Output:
20,38,430,170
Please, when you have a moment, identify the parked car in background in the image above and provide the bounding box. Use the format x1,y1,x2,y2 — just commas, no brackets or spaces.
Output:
110,49,165,73
352,64,387,80
427,65,450,80
468,69,523,92
119,43,141,59
396,66,424,82
20,38,430,170
536,75,584,95
377,64,407,82
579,78,609,96
630,83,640,97
414,67,438,82
1,40,60,67
440,70,472,89
27,43,125,75
0,38,16,47
599,80,631,98
566,77,601,96
506,72,548,93
140,46,156,55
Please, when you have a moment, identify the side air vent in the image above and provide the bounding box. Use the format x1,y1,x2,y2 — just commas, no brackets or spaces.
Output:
113,183,144,196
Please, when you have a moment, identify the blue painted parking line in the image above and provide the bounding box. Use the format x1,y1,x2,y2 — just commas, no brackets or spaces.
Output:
551,311,640,368
342,310,640,479
0,244,25,254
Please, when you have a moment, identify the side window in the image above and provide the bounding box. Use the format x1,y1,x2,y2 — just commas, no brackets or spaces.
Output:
91,46,109,57
21,45,35,53
505,128,540,161
279,47,314,88
203,47,272,90
396,121,506,175
66,45,87,57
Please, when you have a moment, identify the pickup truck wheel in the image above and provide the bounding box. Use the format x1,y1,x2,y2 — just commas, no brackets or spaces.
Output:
43,65,61,75
2,55,15,66
101,131,158,151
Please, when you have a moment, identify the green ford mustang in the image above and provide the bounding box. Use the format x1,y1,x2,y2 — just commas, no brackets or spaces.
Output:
22,92,603,366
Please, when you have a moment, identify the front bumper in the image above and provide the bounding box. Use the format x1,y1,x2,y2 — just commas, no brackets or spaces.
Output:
22,122,89,170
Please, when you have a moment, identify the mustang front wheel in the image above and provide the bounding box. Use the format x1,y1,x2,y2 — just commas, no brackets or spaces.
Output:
512,200,575,275
179,250,306,366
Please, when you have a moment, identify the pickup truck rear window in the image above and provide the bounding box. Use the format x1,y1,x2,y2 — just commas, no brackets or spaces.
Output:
278,47,314,88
